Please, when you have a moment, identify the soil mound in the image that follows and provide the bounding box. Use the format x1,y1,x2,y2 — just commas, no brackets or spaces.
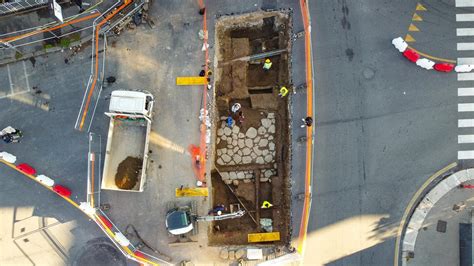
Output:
115,156,142,189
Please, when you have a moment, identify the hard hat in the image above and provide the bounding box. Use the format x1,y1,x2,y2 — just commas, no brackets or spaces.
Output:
217,211,222,215
265,59,270,63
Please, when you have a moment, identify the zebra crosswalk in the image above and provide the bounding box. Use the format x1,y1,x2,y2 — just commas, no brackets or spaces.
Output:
456,0,474,159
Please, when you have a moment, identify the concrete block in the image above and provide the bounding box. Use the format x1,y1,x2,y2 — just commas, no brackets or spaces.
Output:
443,174,461,188
466,168,474,178
425,182,450,204
458,169,472,182
403,227,418,249
408,209,427,230
417,199,433,214
402,241,415,252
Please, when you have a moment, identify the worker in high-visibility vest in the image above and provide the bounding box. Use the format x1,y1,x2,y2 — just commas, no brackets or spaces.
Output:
261,201,273,208
263,58,272,70
278,86,289,98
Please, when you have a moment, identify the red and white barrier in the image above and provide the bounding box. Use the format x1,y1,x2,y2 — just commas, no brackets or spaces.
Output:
455,65,474,73
79,202,97,215
53,184,72,198
434,63,454,73
114,232,131,246
416,58,435,70
403,49,420,63
16,163,36,175
392,37,460,73
392,37,408,52
36,174,55,187
97,215,114,229
0,151,16,163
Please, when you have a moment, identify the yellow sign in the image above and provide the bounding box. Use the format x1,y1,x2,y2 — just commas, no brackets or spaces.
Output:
248,232,280,243
175,187,208,197
176,76,207,85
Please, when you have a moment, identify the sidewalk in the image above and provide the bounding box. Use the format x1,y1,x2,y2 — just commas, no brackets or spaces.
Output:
407,187,473,266
399,168,474,266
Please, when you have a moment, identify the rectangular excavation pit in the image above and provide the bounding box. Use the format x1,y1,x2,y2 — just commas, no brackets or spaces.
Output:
211,11,291,246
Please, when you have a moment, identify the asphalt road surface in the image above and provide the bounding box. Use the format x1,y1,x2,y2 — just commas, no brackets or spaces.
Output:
308,0,459,265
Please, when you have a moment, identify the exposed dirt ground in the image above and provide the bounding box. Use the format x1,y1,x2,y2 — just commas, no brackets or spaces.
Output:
209,11,291,246
115,156,142,190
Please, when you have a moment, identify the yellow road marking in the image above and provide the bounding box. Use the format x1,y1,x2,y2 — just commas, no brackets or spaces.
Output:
175,187,208,197
404,34,416,43
408,23,420,32
412,13,423,21
416,3,427,11
176,76,208,85
248,232,280,242
393,162,457,266
406,45,457,63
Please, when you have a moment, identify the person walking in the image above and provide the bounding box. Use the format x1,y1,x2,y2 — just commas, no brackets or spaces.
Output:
263,58,272,71
279,86,289,98
301,116,313,128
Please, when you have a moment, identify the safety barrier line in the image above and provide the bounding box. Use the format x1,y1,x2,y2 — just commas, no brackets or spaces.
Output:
198,0,209,182
0,159,81,208
0,157,163,265
297,0,315,257
78,0,132,130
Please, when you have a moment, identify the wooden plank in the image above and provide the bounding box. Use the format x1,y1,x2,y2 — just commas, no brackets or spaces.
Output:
175,187,208,197
176,76,207,85
248,232,280,243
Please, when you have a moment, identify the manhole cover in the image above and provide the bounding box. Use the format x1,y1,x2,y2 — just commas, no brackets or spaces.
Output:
72,238,126,266
436,220,447,233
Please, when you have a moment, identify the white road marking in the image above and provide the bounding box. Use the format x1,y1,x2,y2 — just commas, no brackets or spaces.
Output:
457,14,474,21
458,57,474,64
458,73,474,80
0,90,30,100
459,103,474,112
22,60,30,92
458,150,474,159
459,135,474,143
459,119,474,127
458,87,474,96
457,28,474,36
456,0,474,7
6,64,13,94
457,42,474,50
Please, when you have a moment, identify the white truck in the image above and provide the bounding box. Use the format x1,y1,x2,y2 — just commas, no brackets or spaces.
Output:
101,90,154,192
